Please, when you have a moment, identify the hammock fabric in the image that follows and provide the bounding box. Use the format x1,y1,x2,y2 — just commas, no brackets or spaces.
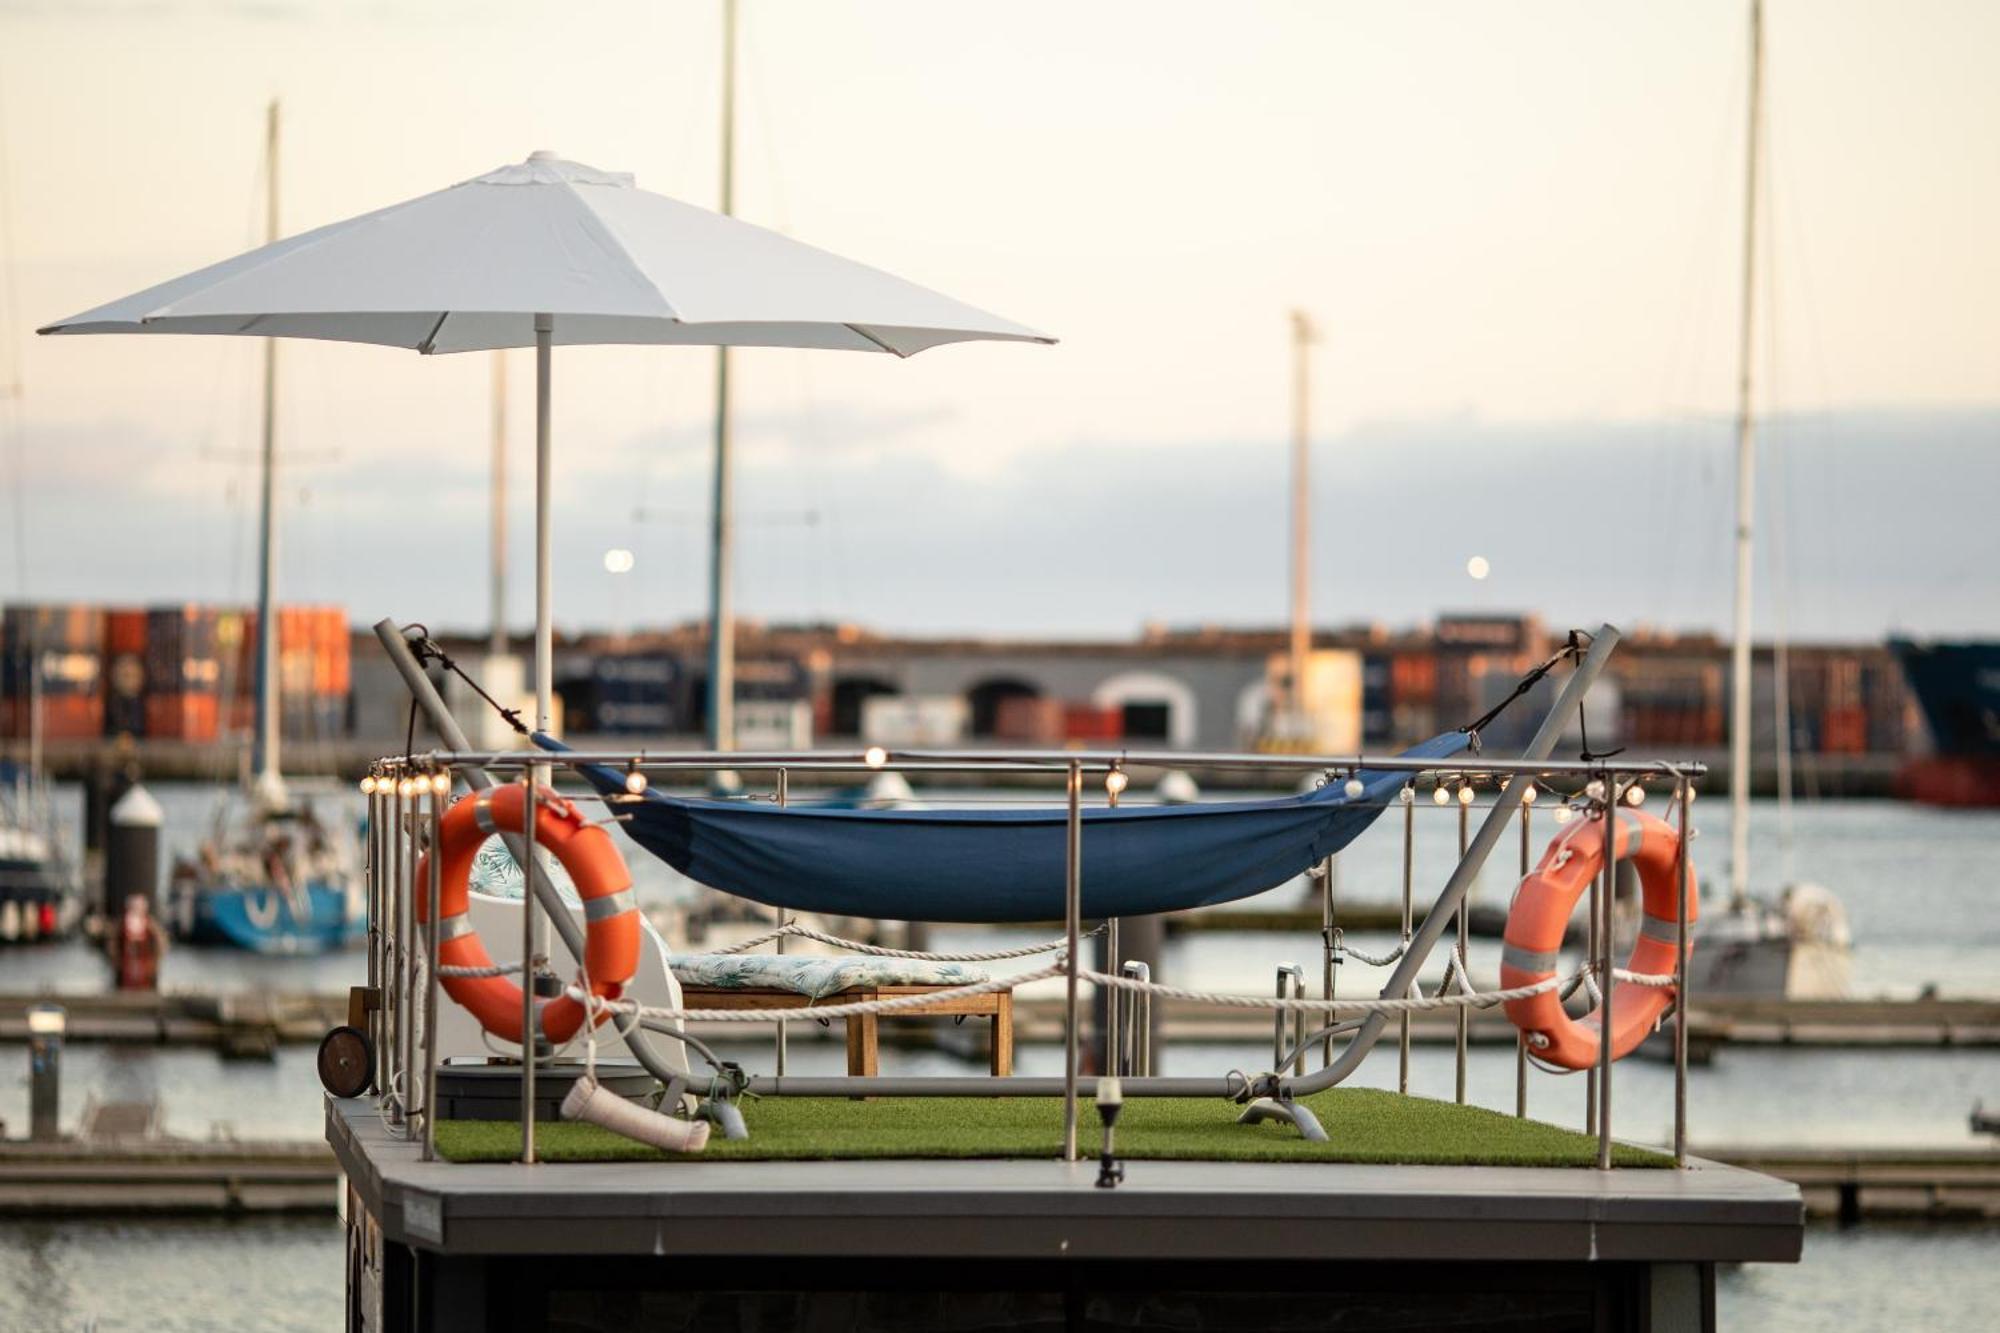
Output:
535,732,1467,924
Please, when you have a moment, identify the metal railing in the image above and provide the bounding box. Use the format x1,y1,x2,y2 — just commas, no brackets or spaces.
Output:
359,620,1702,1171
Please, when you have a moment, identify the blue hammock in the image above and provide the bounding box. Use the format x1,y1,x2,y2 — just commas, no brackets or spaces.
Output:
534,731,1467,923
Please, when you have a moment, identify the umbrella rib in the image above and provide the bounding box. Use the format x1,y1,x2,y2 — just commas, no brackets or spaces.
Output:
844,324,912,359
417,311,451,355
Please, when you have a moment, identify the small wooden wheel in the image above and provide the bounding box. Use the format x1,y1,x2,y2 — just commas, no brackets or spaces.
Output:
317,1024,374,1099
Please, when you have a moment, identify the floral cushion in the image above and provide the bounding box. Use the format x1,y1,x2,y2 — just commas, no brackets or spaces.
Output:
668,953,989,1000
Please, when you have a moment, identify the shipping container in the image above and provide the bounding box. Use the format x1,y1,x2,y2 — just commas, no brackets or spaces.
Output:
993,695,1063,745
146,606,223,695
1062,704,1123,744
145,692,221,743
1821,705,1868,756
861,695,968,747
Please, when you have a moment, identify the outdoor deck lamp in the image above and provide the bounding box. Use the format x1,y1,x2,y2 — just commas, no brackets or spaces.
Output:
1095,1075,1125,1188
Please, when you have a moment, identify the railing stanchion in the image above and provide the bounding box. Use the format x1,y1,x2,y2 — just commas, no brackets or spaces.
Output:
1061,759,1084,1162
1455,792,1469,1105
1516,797,1530,1119
1399,789,1413,1095
1585,790,1600,1138
1674,775,1692,1167
519,772,538,1165
367,784,384,1097
1596,776,1620,1170
394,777,413,1128
422,773,444,1162
1319,853,1337,1068
775,767,788,1078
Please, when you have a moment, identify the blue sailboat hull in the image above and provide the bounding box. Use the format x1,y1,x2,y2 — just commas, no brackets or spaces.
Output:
187,882,361,955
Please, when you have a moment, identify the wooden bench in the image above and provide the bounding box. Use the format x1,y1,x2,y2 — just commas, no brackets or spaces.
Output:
676,983,1013,1076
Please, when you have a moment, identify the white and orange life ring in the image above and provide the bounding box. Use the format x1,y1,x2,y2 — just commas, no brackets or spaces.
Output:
414,784,639,1047
1500,808,1697,1070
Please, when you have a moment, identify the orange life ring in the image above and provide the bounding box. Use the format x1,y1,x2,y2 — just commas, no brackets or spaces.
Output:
1500,808,1697,1070
414,784,639,1046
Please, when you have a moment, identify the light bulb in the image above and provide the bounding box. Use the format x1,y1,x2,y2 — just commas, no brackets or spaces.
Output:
1432,785,1450,806
625,768,649,795
397,777,417,798
431,772,451,796
1104,769,1129,797
1343,777,1366,799
359,775,377,796
1520,783,1537,805
1554,805,1574,826
863,746,888,770
1457,784,1474,806
1398,785,1415,805
1624,784,1646,807
1584,779,1606,802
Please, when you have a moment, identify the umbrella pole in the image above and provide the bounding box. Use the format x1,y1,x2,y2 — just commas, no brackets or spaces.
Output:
533,313,554,733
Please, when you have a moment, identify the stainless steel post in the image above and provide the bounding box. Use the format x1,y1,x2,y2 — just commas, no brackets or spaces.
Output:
1516,798,1530,1118
1455,795,1469,1104
1273,963,1303,1074
1318,854,1336,1068
1399,790,1413,1095
395,781,414,1127
1597,777,1620,1169
423,778,443,1162
1062,760,1083,1162
519,773,537,1165
1674,778,1692,1167
1585,796,1600,1137
1120,961,1152,1076
775,767,788,1077
367,786,384,1095
1103,916,1121,1082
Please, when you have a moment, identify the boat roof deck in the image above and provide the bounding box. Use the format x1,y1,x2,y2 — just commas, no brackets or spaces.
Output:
329,1099,1802,1265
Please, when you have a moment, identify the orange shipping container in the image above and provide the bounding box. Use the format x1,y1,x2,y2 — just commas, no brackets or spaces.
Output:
1062,705,1123,743
1821,706,1867,756
104,609,149,656
147,692,221,743
993,696,1063,744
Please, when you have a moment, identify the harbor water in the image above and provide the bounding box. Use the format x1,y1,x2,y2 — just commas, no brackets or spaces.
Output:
1,783,1995,1329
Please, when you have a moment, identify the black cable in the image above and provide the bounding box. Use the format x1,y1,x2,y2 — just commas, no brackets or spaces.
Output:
1458,632,1589,739
406,627,528,737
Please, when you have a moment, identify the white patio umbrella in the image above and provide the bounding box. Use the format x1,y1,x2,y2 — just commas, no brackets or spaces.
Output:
41,150,1052,733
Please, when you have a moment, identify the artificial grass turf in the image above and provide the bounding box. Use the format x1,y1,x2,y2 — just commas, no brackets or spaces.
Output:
433,1087,1671,1169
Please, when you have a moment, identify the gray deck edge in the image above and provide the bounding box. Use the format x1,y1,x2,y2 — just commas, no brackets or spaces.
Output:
327,1099,1804,1265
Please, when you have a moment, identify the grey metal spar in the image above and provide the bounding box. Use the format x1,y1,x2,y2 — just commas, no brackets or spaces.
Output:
1278,624,1622,1098
1597,777,1620,1169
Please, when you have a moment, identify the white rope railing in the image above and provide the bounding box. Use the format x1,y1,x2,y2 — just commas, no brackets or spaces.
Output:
579,958,1677,1028
706,919,1104,962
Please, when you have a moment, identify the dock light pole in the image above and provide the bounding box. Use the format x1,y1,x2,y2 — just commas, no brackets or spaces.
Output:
27,1004,65,1142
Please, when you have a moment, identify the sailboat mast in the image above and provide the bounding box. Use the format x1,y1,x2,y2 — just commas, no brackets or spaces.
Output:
1727,0,1764,910
251,98,282,792
1287,310,1316,715
705,0,738,752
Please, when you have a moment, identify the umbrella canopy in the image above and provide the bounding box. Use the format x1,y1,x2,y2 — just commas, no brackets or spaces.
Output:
41,152,1051,355
41,150,1050,738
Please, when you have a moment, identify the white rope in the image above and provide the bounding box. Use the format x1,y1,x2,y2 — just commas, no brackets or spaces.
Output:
1341,939,1408,967
1081,962,1678,1017
708,919,1104,962
437,960,525,979
580,961,1068,1025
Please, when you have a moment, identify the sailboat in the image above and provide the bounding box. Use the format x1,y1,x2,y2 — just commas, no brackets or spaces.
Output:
165,102,362,954
1,656,82,943
1689,0,1849,999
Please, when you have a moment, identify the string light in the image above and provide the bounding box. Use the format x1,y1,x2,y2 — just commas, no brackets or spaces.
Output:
1398,785,1415,805
1584,779,1606,802
1432,785,1450,806
1520,783,1537,805
1343,777,1366,799
1104,769,1129,798
1456,784,1474,806
430,772,451,797
397,777,418,799
1624,784,1646,807
625,762,649,796
863,746,888,770
1554,805,1574,826
359,775,377,796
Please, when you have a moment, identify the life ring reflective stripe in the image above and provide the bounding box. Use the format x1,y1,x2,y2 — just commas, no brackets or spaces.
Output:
1500,808,1697,1071
414,784,639,1046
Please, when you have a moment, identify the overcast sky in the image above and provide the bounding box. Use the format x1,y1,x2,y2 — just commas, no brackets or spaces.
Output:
2,1,1996,642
